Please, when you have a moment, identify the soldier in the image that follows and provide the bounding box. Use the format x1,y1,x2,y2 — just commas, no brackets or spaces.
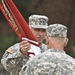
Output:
1,14,49,75
20,24,75,75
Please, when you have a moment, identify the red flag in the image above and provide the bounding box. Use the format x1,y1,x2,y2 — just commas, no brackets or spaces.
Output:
0,0,39,46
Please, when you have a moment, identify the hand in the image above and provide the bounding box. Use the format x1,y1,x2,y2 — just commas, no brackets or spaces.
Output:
20,40,30,55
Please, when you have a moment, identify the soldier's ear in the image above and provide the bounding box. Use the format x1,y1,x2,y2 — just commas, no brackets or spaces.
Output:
64,38,69,47
45,36,49,45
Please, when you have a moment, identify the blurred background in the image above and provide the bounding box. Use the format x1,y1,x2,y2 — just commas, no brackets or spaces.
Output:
0,0,75,75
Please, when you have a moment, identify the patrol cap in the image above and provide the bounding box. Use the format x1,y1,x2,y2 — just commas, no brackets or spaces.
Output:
29,14,48,29
46,24,67,38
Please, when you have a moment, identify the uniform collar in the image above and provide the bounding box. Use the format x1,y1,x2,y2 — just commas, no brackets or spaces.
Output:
48,49,66,53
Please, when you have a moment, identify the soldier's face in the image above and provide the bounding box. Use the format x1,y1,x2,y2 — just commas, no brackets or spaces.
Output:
30,27,46,44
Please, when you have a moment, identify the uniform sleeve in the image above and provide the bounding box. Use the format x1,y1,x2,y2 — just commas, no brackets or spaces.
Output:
1,43,27,72
19,59,34,75
19,56,37,75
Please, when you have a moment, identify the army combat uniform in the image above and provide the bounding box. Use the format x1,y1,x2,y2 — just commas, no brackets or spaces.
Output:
1,43,47,75
20,24,75,75
20,49,75,75
1,14,49,75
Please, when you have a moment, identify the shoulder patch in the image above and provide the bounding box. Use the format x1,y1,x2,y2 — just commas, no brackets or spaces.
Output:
6,48,13,54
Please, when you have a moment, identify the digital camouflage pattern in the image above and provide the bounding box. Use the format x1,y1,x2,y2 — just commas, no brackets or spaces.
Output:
46,24,67,38
1,43,47,75
29,14,48,29
20,49,75,75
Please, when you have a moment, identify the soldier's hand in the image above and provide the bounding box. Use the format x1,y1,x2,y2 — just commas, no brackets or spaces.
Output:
20,40,30,55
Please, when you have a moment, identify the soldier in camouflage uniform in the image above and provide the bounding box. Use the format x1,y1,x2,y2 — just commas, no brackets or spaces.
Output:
1,14,49,75
20,24,75,75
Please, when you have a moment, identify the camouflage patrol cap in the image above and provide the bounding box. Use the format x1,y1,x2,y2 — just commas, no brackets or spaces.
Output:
46,24,67,38
29,14,48,29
